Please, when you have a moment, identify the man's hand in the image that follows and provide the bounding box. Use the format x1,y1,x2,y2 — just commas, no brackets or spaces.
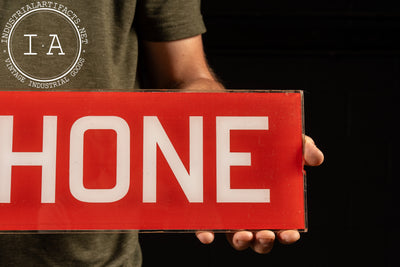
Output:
142,35,324,254
196,135,324,254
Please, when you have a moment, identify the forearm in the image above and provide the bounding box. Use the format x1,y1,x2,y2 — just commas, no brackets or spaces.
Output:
143,35,224,92
175,77,225,92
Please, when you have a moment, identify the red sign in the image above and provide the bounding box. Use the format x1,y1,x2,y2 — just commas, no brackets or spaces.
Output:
0,90,305,231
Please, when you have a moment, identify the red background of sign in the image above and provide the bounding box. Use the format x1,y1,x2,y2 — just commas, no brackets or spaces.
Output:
0,91,304,231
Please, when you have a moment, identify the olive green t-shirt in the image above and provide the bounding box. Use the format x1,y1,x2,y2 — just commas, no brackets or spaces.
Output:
0,0,205,266
0,0,206,89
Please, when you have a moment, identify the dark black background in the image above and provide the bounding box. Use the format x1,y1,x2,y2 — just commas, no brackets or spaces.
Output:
140,1,399,266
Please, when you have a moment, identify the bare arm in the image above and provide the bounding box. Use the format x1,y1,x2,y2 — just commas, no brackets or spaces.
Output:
142,35,224,91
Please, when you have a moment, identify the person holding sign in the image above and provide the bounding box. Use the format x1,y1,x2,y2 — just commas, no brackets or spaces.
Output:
0,0,323,265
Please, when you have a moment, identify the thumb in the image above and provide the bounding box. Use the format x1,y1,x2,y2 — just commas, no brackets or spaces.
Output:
304,136,324,166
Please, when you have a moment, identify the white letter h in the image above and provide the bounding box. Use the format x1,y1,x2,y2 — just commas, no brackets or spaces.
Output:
0,116,57,203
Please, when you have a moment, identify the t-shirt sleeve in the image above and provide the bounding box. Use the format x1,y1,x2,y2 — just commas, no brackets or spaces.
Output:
135,0,206,41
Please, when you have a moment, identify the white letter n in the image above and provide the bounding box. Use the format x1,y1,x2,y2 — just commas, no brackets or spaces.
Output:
143,116,203,203
0,116,57,203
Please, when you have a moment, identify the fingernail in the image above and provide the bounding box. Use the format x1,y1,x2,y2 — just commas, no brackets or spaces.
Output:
259,238,272,246
236,240,247,247
279,234,289,244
